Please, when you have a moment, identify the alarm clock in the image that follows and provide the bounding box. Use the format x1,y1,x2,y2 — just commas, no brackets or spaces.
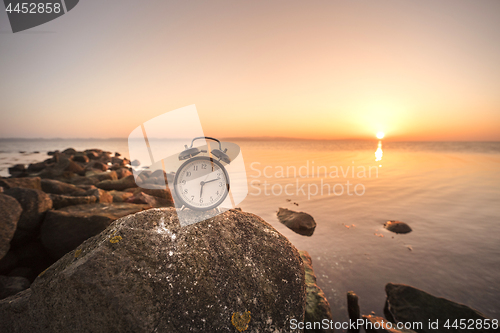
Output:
173,137,231,211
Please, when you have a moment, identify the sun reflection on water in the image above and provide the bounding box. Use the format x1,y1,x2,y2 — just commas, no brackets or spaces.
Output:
375,141,383,164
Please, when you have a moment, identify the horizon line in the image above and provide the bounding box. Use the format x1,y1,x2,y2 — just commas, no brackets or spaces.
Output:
0,136,499,143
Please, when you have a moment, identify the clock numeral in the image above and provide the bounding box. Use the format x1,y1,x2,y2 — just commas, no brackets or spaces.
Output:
191,195,194,201
210,196,213,202
200,198,203,203
216,191,219,195
201,164,207,169
193,165,198,171
217,172,221,176
181,180,186,185
186,171,191,177
183,189,188,194
219,182,223,187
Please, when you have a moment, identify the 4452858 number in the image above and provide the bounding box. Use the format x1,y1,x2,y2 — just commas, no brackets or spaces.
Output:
444,318,498,330
5,2,62,14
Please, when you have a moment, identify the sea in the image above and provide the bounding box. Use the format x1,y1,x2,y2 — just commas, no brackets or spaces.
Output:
1,138,499,326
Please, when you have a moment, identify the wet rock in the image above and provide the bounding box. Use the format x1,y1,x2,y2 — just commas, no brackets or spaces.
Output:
300,250,332,332
384,221,412,234
277,207,316,236
41,203,145,259
4,188,52,246
347,291,361,333
1,208,305,333
0,194,22,259
0,177,42,190
385,283,489,333
126,191,174,208
109,190,134,202
0,275,30,300
41,179,85,195
362,315,416,333
96,175,138,191
49,194,97,209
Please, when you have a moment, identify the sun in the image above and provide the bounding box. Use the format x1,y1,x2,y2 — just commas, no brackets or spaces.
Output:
376,131,385,139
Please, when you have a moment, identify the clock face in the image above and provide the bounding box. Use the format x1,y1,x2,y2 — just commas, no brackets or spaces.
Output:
173,156,230,211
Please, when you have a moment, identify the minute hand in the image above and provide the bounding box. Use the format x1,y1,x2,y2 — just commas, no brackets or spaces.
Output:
204,177,220,184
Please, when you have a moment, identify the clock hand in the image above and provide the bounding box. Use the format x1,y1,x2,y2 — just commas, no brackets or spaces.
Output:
203,177,220,184
200,182,204,197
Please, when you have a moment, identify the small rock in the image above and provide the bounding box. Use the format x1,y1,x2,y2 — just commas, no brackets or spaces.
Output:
116,168,133,179
62,148,77,155
277,207,316,236
0,177,42,190
72,154,89,164
41,179,85,195
8,164,26,176
0,194,22,259
384,221,412,234
87,161,108,171
49,194,97,209
126,192,174,208
109,190,134,202
27,162,47,173
82,188,113,204
96,175,137,191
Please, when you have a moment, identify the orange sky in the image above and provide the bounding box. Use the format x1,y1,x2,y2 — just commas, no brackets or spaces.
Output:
0,0,499,141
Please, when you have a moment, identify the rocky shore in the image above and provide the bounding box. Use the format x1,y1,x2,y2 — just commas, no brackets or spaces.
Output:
0,148,495,332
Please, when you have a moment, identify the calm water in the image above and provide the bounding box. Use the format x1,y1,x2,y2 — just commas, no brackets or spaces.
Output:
1,139,499,325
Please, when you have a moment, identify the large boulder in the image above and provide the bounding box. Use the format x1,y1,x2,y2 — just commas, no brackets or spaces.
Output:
300,251,333,332
277,208,317,236
0,177,41,190
96,175,137,191
4,188,52,246
1,208,306,332
0,194,23,259
40,203,146,259
385,283,490,333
